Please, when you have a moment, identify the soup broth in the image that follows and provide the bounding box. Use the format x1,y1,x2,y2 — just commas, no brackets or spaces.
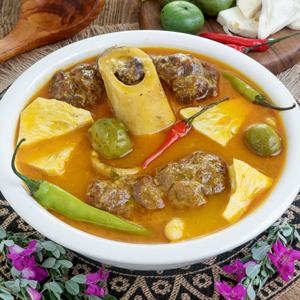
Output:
15,48,286,244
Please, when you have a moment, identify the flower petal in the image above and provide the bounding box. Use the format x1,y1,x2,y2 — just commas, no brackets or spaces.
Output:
13,257,25,271
223,265,237,274
98,268,109,280
85,272,100,284
86,284,101,296
99,287,106,298
288,249,300,261
26,286,41,300
233,284,247,297
33,266,48,282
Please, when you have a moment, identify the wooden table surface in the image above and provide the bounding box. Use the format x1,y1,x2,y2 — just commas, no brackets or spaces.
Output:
0,0,299,299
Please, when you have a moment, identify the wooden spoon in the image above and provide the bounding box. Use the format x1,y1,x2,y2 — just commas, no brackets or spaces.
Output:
0,0,106,63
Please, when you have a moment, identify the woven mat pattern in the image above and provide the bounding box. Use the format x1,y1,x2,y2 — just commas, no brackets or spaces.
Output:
1,23,300,300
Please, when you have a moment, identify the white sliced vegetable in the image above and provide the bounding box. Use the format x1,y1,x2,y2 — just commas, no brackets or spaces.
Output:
237,0,262,19
288,17,300,30
217,6,259,38
258,0,300,39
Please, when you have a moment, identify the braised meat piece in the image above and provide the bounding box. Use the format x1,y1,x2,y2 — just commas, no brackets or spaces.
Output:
133,176,164,210
86,177,133,219
154,151,227,196
49,63,105,109
151,54,219,103
115,57,145,85
168,181,206,208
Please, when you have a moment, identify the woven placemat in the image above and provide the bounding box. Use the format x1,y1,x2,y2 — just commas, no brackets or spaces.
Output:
1,23,300,300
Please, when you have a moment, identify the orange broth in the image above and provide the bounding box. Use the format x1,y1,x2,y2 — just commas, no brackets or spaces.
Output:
15,48,286,244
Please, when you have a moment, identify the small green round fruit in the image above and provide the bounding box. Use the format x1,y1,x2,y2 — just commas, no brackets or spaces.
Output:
158,0,194,7
161,1,205,34
195,0,233,16
245,124,282,156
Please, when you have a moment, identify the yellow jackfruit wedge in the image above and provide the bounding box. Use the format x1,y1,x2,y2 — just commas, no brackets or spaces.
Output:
18,97,93,146
180,99,249,146
223,159,273,223
29,146,75,176
91,151,140,179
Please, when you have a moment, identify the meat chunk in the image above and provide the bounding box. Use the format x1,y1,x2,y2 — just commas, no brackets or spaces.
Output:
151,54,219,103
86,177,133,219
168,181,206,208
115,57,145,85
49,63,105,109
154,151,227,196
133,176,164,209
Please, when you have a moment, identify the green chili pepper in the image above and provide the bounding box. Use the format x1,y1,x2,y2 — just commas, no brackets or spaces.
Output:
222,71,296,111
12,139,153,236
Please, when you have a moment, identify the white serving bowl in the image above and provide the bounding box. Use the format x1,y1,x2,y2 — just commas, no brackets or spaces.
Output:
1,31,300,270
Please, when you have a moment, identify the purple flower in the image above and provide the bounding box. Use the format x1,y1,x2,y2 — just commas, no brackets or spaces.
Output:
224,259,258,283
215,281,247,300
26,286,41,300
267,240,300,282
84,268,109,297
7,241,37,269
15,255,48,282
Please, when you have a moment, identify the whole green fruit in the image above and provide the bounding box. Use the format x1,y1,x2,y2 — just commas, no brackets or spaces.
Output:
158,0,194,7
161,1,205,34
196,0,233,16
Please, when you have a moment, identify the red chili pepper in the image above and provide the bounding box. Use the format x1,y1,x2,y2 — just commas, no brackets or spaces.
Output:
200,32,300,53
141,97,229,169
226,44,246,53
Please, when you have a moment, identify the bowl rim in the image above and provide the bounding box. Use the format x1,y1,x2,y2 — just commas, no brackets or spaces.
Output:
1,30,300,270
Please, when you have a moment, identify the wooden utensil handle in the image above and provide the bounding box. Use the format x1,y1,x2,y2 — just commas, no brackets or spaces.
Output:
0,19,55,63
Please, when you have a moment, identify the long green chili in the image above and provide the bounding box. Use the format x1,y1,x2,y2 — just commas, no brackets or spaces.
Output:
12,139,153,236
222,71,296,111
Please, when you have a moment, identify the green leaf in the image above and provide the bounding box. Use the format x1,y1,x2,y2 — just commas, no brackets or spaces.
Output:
42,241,57,251
252,244,270,261
28,280,38,289
283,228,293,237
3,282,14,289
49,292,56,300
293,227,300,242
50,269,58,277
65,280,80,295
19,279,29,287
42,257,56,268
278,233,287,245
64,291,74,300
35,241,44,252
246,264,260,278
102,296,117,300
56,282,65,293
3,241,14,247
58,260,73,268
266,258,275,274
53,292,61,300
11,279,20,293
88,296,102,300
44,282,63,293
0,241,5,252
240,255,254,264
258,278,263,293
261,270,268,277
52,248,60,258
0,292,14,300
11,267,21,277
71,275,87,284
262,276,269,285
52,261,61,270
247,284,256,300
56,244,66,255
0,227,7,239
